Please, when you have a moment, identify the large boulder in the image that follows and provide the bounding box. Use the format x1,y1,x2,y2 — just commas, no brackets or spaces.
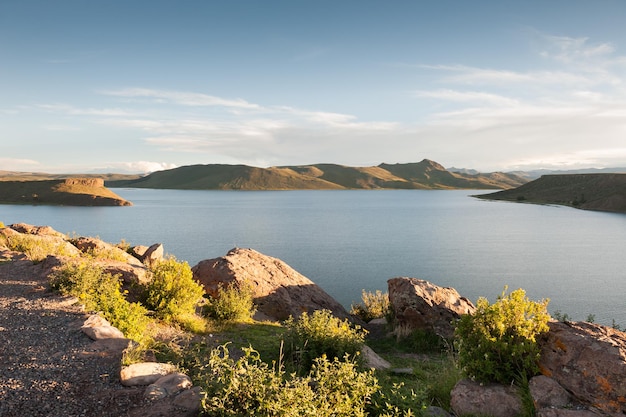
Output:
387,277,475,339
192,247,350,321
538,321,626,414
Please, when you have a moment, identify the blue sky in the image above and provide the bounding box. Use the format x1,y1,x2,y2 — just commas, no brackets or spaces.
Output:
3,1,626,173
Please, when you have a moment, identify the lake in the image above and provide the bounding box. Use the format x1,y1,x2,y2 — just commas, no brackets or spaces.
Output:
1,189,625,326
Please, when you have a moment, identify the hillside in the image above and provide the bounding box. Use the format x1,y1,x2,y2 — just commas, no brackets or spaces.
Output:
106,159,527,190
477,174,626,213
0,178,132,206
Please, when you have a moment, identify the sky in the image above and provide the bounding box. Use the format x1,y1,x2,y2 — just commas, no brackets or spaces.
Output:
2,0,626,174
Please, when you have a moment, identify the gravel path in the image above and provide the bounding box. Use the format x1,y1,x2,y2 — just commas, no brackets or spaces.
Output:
0,253,144,416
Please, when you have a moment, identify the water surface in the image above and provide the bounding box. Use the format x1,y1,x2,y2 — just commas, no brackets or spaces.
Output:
2,189,625,326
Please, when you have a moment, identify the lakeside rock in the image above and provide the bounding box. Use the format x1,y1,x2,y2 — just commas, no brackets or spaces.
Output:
387,277,475,339
192,247,351,321
538,321,626,415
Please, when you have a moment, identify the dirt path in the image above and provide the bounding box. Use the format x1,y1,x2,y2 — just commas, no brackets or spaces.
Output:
0,253,143,417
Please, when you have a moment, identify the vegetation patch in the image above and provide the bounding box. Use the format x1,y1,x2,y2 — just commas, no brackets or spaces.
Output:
351,289,392,323
455,287,550,385
283,309,367,373
198,344,378,417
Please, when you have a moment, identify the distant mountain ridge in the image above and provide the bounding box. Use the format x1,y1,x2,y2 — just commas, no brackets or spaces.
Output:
106,159,528,190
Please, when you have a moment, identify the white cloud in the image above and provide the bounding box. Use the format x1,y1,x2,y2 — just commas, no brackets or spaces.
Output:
37,103,137,117
414,89,519,106
0,158,40,171
102,88,260,110
106,161,178,174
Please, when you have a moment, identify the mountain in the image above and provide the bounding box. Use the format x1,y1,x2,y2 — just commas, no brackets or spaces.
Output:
477,173,626,213
106,159,528,190
0,178,132,206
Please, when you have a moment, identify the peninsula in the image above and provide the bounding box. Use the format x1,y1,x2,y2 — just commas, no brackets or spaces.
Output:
477,173,626,213
0,178,132,206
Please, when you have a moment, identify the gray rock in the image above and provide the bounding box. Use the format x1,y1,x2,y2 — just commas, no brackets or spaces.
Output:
387,277,475,339
144,372,192,400
529,375,574,409
450,379,523,417
538,321,626,414
120,362,177,386
192,247,350,321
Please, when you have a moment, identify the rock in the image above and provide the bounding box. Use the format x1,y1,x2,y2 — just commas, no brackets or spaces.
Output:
120,362,178,386
538,321,626,414
529,375,575,410
96,260,151,286
9,223,67,238
422,406,453,417
130,245,149,259
172,386,203,411
192,247,350,321
144,372,192,400
81,314,125,340
361,345,391,370
72,236,143,266
537,409,606,417
387,277,475,339
141,243,164,267
450,379,523,417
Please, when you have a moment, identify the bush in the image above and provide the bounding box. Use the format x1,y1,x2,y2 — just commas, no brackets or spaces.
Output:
283,309,367,373
350,289,392,323
203,281,257,323
5,233,77,262
50,261,152,343
199,344,378,417
455,287,550,384
144,257,205,323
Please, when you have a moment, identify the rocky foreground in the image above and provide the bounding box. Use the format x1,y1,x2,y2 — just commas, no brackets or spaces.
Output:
1,223,626,416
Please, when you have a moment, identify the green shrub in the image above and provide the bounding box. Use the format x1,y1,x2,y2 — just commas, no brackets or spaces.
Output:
350,289,392,323
144,257,205,322
50,261,152,343
455,287,550,384
199,344,378,417
5,233,76,262
203,281,257,323
283,309,367,373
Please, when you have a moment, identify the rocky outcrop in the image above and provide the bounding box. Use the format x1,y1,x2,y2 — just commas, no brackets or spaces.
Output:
192,247,350,321
387,277,475,339
538,321,626,415
73,236,144,267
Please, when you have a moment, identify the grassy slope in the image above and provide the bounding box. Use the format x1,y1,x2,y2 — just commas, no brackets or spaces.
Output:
477,174,626,213
0,179,132,206
108,159,527,190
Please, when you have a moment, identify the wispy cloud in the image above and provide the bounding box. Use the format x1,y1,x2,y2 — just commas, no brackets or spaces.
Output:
414,89,519,106
102,88,260,109
37,103,137,117
0,158,40,171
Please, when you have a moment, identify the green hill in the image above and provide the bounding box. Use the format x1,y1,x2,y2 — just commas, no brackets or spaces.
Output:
0,178,132,206
107,159,527,190
477,174,626,213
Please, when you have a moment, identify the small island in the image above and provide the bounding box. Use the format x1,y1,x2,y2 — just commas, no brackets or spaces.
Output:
0,178,132,206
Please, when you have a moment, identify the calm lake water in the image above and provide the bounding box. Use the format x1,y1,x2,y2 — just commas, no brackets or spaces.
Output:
2,189,625,326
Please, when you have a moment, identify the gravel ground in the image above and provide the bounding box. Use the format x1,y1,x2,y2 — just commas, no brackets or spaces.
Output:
0,252,144,417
